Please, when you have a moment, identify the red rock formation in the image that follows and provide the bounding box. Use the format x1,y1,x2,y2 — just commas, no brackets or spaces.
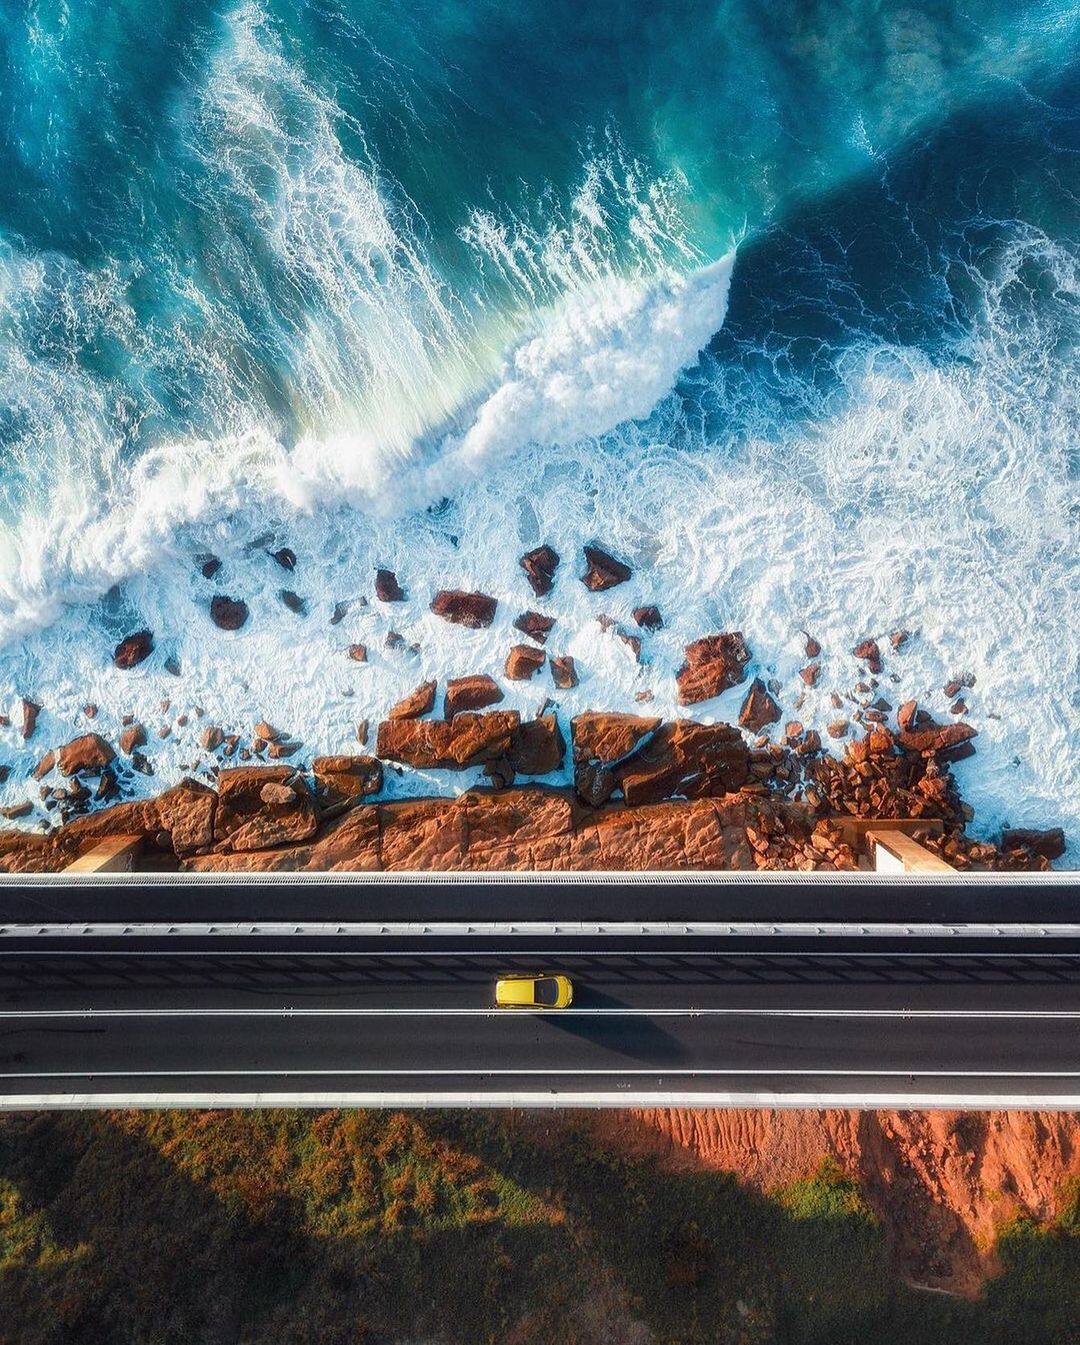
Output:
509,716,565,776
58,734,116,776
550,655,578,688
377,711,519,768
616,721,749,805
591,1108,1080,1296
572,712,660,767
738,677,781,732
430,589,497,627
1002,827,1066,861
677,632,751,706
445,675,504,717
311,755,383,809
505,644,545,680
21,698,41,740
580,544,631,591
519,544,559,597
387,680,436,720
513,611,555,643
215,767,315,852
113,631,153,669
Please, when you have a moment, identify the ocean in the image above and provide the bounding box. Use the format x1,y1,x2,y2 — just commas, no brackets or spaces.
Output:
0,0,1077,856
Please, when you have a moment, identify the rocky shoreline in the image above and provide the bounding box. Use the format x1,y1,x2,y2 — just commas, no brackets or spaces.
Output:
0,676,1064,875
0,542,1068,872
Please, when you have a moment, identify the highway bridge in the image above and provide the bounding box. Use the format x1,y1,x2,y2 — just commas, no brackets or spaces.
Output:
1,871,1077,1109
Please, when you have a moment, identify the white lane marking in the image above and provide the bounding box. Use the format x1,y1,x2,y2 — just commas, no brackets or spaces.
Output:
5,1068,1080,1078
3,921,1080,939
6,1092,1080,1110
4,1007,1080,1019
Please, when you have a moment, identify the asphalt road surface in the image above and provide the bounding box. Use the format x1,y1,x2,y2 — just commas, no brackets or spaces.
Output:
3,932,1079,1107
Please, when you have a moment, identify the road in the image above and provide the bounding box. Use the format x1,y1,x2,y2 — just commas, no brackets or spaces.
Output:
3,924,1079,1107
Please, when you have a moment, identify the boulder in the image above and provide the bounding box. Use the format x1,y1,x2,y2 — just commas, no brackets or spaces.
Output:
114,631,153,669
280,590,307,615
267,741,301,759
505,644,546,680
33,751,55,781
200,725,224,751
738,678,781,733
58,734,116,777
898,723,978,756
347,644,367,662
21,699,41,740
387,680,436,720
254,720,281,742
430,589,498,628
210,596,249,631
827,719,849,739
550,656,578,689
581,544,631,591
799,664,820,687
269,546,296,570
377,711,520,768
572,712,660,766
200,556,222,579
804,634,822,658
445,675,503,717
677,632,751,706
119,724,147,754
897,699,918,731
890,629,911,651
513,610,555,644
852,638,883,674
615,721,749,805
508,716,565,775
519,544,559,597
375,569,405,602
214,766,316,852
632,605,663,631
312,755,384,809
330,601,349,625
1001,828,1066,861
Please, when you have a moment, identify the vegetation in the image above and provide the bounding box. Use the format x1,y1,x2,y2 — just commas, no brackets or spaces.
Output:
0,1110,1078,1343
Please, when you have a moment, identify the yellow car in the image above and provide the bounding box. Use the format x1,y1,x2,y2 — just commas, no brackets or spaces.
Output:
495,974,574,1010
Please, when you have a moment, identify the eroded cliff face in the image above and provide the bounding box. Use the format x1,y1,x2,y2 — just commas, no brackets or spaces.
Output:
591,1109,1080,1295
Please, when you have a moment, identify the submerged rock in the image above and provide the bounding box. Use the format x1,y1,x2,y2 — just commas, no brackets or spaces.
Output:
280,590,307,615
210,596,249,631
632,605,663,631
375,569,405,602
114,631,154,670
519,544,559,597
269,547,296,570
1001,827,1066,861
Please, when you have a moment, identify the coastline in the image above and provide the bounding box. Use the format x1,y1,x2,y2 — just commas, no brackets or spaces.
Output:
0,625,1064,871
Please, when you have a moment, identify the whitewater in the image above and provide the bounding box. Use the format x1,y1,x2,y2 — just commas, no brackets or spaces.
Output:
0,0,1077,860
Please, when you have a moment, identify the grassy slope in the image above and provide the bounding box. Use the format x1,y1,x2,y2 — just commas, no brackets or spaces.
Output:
0,1110,1078,1344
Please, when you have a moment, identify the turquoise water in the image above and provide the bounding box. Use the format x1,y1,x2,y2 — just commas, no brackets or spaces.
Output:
0,1,1077,849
